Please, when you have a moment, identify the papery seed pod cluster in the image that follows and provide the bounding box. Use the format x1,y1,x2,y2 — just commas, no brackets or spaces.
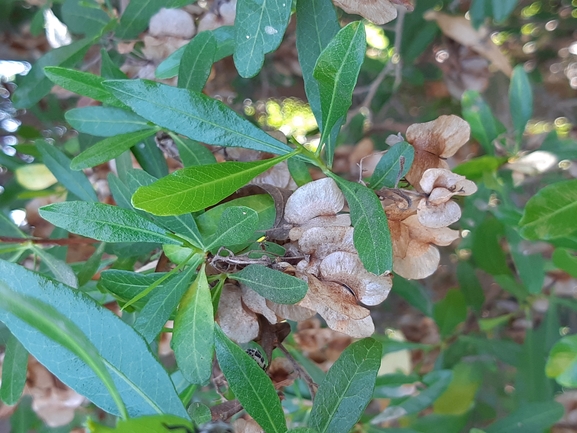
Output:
217,114,477,342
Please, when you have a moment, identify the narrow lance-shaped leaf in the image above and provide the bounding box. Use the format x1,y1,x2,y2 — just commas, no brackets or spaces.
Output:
12,38,94,109
0,260,188,418
0,282,128,419
461,90,504,155
70,128,159,170
132,153,295,216
115,0,190,39
65,106,152,137
368,141,414,189
178,31,217,92
0,335,29,405
206,206,258,251
134,262,200,343
126,169,205,249
519,179,577,240
215,326,287,433
37,141,99,202
509,65,533,142
310,338,382,433
229,265,308,304
314,21,366,150
61,0,110,36
39,202,180,245
32,246,78,288
233,0,292,78
102,79,293,155
331,176,392,274
172,265,214,385
44,67,124,107
174,136,217,167
295,0,340,129
370,370,453,424
485,401,563,433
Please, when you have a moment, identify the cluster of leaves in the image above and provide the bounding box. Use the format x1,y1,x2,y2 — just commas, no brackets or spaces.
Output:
1,0,577,432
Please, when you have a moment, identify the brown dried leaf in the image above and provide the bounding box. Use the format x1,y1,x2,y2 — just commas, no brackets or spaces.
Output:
217,284,259,343
333,0,398,24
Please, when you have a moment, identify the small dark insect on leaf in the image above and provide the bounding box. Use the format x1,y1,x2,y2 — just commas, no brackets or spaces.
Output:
246,347,267,370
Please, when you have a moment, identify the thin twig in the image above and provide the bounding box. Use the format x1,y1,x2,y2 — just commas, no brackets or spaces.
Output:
277,343,318,400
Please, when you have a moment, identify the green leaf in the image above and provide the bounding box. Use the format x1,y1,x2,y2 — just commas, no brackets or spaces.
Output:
174,137,217,167
126,169,205,248
485,401,563,433
433,363,482,415
229,265,308,304
310,338,381,433
205,206,259,251
552,248,577,278
461,90,504,155
77,241,106,286
433,289,467,337
132,135,169,179
156,26,235,79
0,335,28,405
132,154,293,216
99,270,172,308
491,0,517,22
103,79,293,155
233,0,292,78
101,48,128,79
392,276,432,317
331,176,392,274
39,202,179,244
12,38,94,109
66,106,151,137
172,265,214,385
89,415,194,432
295,0,340,130
506,227,544,294
519,179,577,240
44,66,123,107
61,0,110,36
452,156,505,181
456,261,484,313
178,31,217,92
546,334,577,387
472,217,511,276
287,157,313,186
368,142,414,189
71,129,159,170
371,370,453,424
0,260,188,417
134,265,198,343
0,281,128,419
314,21,366,149
509,65,533,141
36,140,99,202
215,326,287,433
32,246,78,288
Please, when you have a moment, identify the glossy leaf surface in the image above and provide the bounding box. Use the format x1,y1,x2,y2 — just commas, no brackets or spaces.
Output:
313,21,365,147
178,31,216,92
519,179,577,240
234,0,291,78
70,129,158,170
172,266,214,385
368,141,414,189
215,326,287,433
132,154,293,216
0,261,188,418
39,202,179,244
0,335,28,405
332,176,392,274
310,338,381,433
103,80,293,155
65,106,151,137
229,264,308,304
